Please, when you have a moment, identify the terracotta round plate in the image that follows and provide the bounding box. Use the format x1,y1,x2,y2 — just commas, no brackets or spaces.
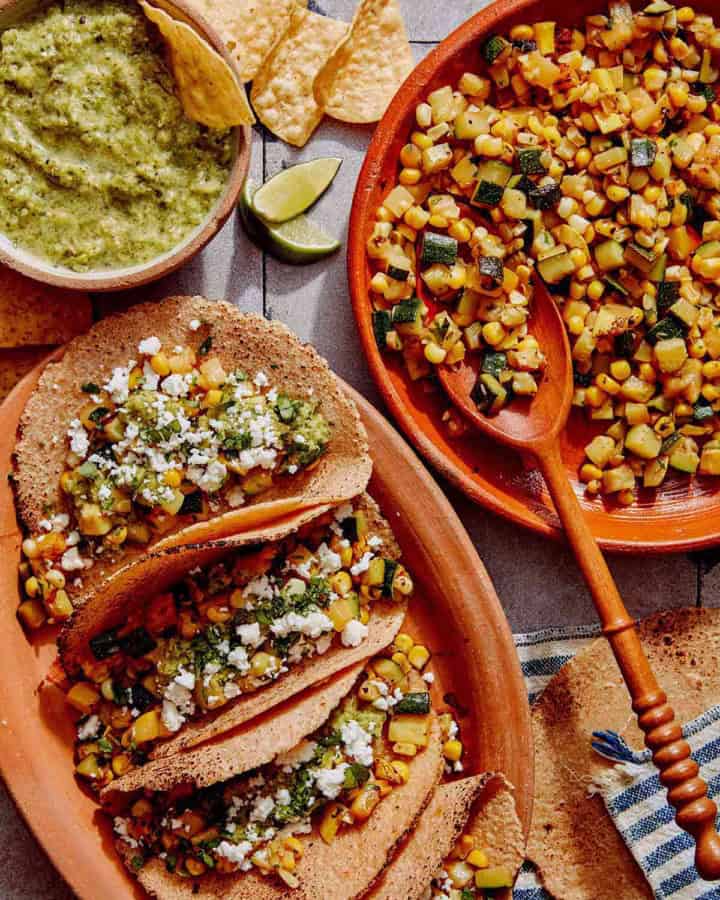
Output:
0,362,532,898
348,0,720,554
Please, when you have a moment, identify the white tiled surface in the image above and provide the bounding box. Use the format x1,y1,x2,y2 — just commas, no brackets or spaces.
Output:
2,1,713,896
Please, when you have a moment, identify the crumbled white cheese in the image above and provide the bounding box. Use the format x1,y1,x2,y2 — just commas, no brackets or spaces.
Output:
237,622,263,647
215,840,253,865
340,719,375,766
228,645,251,672
189,319,201,332
61,546,87,572
67,419,89,457
422,672,435,684
367,535,383,549
114,817,138,848
77,715,101,741
271,610,333,639
275,788,291,806
250,794,275,822
227,486,245,508
253,370,269,388
142,361,160,391
316,543,342,576
223,681,242,699
161,373,191,398
138,336,162,356
104,363,135,404
341,619,369,648
161,700,185,733
174,668,195,691
314,764,349,799
315,634,333,655
350,552,374,576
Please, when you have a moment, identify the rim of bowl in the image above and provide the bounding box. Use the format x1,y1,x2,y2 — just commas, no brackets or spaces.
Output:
0,0,251,292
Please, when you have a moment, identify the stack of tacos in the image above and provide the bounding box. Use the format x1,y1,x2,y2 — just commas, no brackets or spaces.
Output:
8,296,524,898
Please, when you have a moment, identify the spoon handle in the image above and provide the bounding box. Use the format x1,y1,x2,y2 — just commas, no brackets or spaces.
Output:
537,440,720,881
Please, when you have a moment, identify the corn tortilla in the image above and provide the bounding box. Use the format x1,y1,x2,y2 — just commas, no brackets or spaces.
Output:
14,296,371,608
135,717,444,899
0,347,53,404
528,608,720,900
251,5,347,147
313,0,413,124
0,267,91,348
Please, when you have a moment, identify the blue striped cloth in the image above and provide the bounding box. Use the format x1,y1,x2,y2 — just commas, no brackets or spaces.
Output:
510,624,720,900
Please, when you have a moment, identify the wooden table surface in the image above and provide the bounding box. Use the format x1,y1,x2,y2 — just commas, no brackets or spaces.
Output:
3,2,719,896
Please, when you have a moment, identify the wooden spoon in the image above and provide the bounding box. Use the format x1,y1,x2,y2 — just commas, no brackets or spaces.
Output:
438,272,720,880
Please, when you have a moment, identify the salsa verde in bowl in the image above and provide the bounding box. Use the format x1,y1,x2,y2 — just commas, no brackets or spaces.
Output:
0,0,250,291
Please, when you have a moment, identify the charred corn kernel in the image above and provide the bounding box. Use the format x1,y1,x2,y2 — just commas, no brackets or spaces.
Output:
46,569,66,589
585,386,607,408
350,784,382,821
404,205,430,230
150,352,170,376
607,185,629,203
443,739,463,762
390,760,410,783
164,469,183,488
687,94,707,114
703,361,720,379
482,322,505,347
24,576,40,598
399,167,422,186
638,363,656,383
416,103,432,129
424,343,447,364
668,82,689,107
400,144,422,168
185,859,206,877
393,570,414,596
580,463,603,482
392,741,417,757
610,360,632,381
428,214,449,228
392,651,412,673
21,538,40,559
467,849,490,869
408,644,430,669
411,131,433,150
618,489,635,506
677,5,694,22
17,600,46,629
703,385,720,402
575,148,591,168
331,571,352,596
587,280,605,301
284,836,304,858
207,603,233,624
394,633,414,654
359,680,381,702
376,205,393,223
586,479,601,494
657,211,671,228
510,24,533,40
112,754,131,776
448,220,471,242
596,374,620,395
675,402,694,417
689,340,706,359
67,682,100,714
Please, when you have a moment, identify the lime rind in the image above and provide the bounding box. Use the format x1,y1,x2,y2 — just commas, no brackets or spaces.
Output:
250,157,342,224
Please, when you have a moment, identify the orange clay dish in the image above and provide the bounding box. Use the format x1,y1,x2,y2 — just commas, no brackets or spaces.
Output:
351,0,720,550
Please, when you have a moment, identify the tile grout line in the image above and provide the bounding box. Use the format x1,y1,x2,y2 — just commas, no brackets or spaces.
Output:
261,128,268,319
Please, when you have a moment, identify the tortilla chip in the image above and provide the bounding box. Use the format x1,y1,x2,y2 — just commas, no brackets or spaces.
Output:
0,348,52,404
136,717,444,899
15,295,371,607
185,0,295,83
528,608,720,900
251,5,347,147
313,0,413,124
103,663,364,798
369,775,490,899
0,268,92,348
141,2,254,128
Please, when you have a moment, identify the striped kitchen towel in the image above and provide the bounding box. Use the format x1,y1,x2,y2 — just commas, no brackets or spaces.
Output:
510,624,720,900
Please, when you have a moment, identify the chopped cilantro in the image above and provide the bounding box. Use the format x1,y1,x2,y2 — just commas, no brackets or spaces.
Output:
88,405,110,424
130,856,144,871
198,335,213,356
81,382,101,394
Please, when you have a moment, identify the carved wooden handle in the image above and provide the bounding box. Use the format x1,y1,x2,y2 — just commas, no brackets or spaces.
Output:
538,445,720,880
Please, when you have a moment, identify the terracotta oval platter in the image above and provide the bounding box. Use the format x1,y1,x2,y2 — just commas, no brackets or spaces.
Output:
0,359,532,899
348,0,720,554
0,0,251,293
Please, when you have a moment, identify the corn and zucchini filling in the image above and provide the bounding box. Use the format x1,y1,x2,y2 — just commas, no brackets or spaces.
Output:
69,503,413,792
367,0,720,503
431,833,513,898
112,642,441,887
18,331,330,630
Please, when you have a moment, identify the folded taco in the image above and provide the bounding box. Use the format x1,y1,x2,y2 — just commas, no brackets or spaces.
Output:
14,295,371,626
65,496,412,794
110,649,444,897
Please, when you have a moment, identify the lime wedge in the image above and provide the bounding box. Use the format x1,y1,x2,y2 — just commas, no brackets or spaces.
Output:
251,157,342,224
239,179,341,265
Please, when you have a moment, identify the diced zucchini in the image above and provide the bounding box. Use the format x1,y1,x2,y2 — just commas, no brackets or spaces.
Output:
482,350,507,380
669,298,699,328
669,446,700,474
421,232,458,266
654,337,687,374
388,713,430,747
450,155,478,186
644,0,673,13
475,159,513,187
529,181,561,210
372,310,391,350
373,657,407,685
327,595,360,630
394,692,431,715
482,34,509,64
585,435,616,467
621,376,655,403
518,148,546,175
696,240,720,260
645,316,686,345
625,424,661,459
625,242,657,275
474,867,514,890
700,442,720,475
602,464,636,493
471,180,504,207
387,262,410,282
382,559,398,597
392,298,423,326
533,21,555,55
694,397,715,422
630,138,657,168
656,281,680,314
594,239,625,271
614,331,637,358
643,456,669,487
537,249,575,284
471,373,507,415
384,185,415,218
454,112,487,141
605,276,628,297
477,255,504,285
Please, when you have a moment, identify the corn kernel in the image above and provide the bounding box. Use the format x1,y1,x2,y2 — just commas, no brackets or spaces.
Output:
448,220,471,243
586,479,601,494
399,167,422,186
400,144,422,168
596,374,620,395
408,644,431,669
393,742,418,757
482,322,505,347
580,463,604,482
638,363,656,383
585,386,608,408
677,5,694,22
610,360,632,381
467,849,490,869
443,739,463,762
587,280,605,301
618,489,635,506
411,131,433,150
424,343,447,364
392,651,411,672
416,103,432,129
394,633,414,654
510,24,533,40
21,538,40,559
150,352,170,376
606,185,629,204
17,600,46,630
704,361,720,379
164,469,182,488
404,205,430,230
24,575,40,598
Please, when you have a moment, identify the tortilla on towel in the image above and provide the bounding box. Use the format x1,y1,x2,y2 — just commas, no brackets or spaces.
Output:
14,295,371,607
528,608,720,900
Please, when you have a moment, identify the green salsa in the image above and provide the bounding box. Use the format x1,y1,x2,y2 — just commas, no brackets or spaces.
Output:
0,0,233,271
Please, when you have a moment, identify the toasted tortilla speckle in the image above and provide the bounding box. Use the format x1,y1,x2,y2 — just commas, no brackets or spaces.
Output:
14,296,371,607
135,717,444,899
529,608,720,900
103,663,364,798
